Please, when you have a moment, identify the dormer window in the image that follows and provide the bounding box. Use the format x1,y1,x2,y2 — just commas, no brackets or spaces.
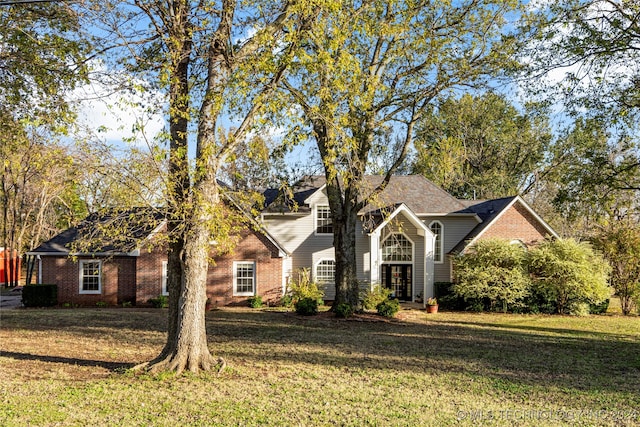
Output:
316,205,333,234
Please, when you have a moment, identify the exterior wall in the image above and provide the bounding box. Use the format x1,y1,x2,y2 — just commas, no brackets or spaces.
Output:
262,212,334,276
476,202,550,245
421,215,479,283
41,256,134,306
40,230,283,307
206,230,283,307
136,247,167,305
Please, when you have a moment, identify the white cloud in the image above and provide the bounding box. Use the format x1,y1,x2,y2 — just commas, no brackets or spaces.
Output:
72,67,166,145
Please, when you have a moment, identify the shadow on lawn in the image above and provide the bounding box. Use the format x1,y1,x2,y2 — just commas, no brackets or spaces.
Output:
206,310,640,395
0,350,134,372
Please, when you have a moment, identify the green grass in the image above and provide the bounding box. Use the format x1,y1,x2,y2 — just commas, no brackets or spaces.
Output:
0,307,639,426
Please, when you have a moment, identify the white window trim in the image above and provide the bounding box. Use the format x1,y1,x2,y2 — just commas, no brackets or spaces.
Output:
380,232,415,264
161,261,168,296
429,220,444,264
314,259,336,285
314,205,333,235
233,261,256,297
79,260,102,295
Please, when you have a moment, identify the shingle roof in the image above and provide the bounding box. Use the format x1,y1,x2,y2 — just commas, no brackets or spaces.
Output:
262,175,469,215
31,208,166,254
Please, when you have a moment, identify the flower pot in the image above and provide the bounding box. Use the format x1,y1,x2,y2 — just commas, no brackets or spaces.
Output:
427,304,438,314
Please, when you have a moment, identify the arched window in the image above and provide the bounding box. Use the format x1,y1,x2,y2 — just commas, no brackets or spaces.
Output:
316,260,336,284
381,233,413,262
429,221,443,263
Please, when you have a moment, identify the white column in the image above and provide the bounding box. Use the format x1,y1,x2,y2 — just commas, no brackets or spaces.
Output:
369,230,380,287
424,233,435,308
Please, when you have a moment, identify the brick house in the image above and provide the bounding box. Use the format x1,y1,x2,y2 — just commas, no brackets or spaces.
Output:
29,210,289,307
28,175,557,307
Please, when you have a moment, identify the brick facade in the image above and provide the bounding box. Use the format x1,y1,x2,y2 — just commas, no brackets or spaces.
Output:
477,202,550,246
42,256,135,306
206,230,283,307
40,229,284,307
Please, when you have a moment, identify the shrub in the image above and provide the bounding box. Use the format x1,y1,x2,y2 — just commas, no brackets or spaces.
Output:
361,284,392,310
569,301,591,317
287,269,324,305
376,298,400,318
433,282,454,299
590,299,609,315
452,239,530,312
22,284,57,307
248,295,263,308
96,301,108,308
333,302,354,318
148,295,168,308
295,297,318,316
529,239,612,314
280,294,293,308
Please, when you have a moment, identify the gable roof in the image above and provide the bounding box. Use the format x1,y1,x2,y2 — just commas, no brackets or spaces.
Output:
30,201,290,258
362,203,432,237
29,208,167,255
450,196,559,254
262,175,469,215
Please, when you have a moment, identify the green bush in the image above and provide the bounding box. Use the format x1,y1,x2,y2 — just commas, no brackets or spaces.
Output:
22,284,57,307
333,302,354,318
280,294,293,308
287,269,325,305
529,239,612,314
295,297,318,316
248,295,263,308
96,301,108,308
148,295,168,308
569,301,591,317
376,298,400,318
590,298,609,315
452,239,530,312
361,284,392,310
433,282,454,299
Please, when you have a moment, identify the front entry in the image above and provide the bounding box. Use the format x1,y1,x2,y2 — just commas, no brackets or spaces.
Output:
381,264,412,301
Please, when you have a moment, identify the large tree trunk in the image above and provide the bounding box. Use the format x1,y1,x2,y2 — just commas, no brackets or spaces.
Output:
332,207,360,308
144,210,221,374
325,176,362,309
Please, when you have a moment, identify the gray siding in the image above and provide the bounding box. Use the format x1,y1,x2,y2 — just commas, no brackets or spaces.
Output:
422,215,479,282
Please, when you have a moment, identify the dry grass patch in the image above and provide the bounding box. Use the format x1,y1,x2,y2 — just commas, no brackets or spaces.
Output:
1,307,639,426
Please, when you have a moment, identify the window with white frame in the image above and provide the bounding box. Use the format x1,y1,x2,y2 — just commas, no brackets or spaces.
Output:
316,205,333,234
79,260,102,294
315,260,336,285
233,261,255,296
161,261,168,295
381,233,413,262
429,221,443,263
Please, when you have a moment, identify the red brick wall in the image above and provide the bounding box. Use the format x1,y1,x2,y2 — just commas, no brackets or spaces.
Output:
39,229,284,307
478,202,550,246
136,248,167,305
41,256,135,306
206,230,283,307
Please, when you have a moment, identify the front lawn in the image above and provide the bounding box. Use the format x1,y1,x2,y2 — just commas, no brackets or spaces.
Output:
0,308,638,426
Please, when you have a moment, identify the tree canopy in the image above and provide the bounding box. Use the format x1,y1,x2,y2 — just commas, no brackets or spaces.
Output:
412,93,552,200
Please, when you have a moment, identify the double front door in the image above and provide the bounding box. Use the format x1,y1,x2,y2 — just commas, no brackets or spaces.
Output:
381,264,412,301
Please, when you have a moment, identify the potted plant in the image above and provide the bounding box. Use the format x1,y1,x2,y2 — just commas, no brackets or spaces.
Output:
426,297,438,313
